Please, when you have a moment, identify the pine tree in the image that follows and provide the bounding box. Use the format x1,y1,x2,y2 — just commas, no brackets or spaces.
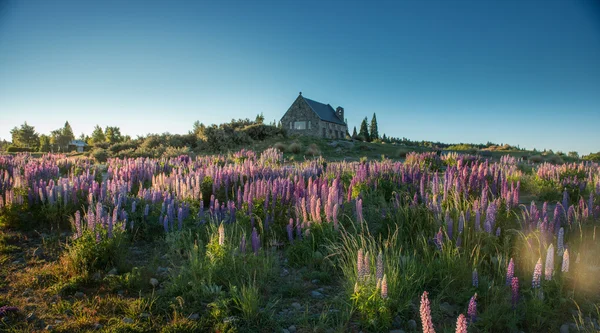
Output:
359,117,370,142
89,125,106,145
370,113,379,141
352,126,358,139
63,121,75,142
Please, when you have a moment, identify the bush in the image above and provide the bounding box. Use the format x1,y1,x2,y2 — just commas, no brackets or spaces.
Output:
305,143,320,156
62,229,129,278
273,142,287,152
529,155,544,163
6,146,34,153
288,142,302,154
547,155,564,164
92,148,109,163
109,141,138,154
241,124,285,141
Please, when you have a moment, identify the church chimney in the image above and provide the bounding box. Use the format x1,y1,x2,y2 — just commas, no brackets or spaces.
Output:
336,106,344,121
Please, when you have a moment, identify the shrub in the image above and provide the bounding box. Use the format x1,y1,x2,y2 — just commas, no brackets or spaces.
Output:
273,142,287,152
305,143,321,156
288,142,302,154
92,148,109,163
241,124,285,141
6,146,34,153
547,155,564,164
529,155,544,163
62,229,129,278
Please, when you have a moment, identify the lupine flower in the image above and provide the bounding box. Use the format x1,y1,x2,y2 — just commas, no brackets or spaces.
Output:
557,227,564,256
251,227,260,255
434,227,443,250
467,293,477,323
496,227,501,237
376,250,384,280
356,198,364,222
163,215,169,233
562,249,569,273
218,223,225,245
381,274,388,299
287,218,294,244
455,314,467,333
420,291,435,333
74,210,82,238
532,257,542,288
357,248,364,280
506,258,514,286
239,234,246,254
511,277,519,309
362,251,370,279
472,268,478,287
545,244,554,280
0,305,18,317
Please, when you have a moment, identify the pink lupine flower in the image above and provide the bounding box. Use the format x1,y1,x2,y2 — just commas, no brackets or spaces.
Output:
381,274,388,299
532,258,542,288
511,277,519,309
545,244,554,280
467,293,477,323
420,291,435,333
455,314,467,333
506,258,514,286
562,249,569,273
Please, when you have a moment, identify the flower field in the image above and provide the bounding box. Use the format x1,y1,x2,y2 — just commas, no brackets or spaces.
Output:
0,150,599,332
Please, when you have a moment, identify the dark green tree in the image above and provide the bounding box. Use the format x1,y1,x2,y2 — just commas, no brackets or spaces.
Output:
352,126,358,139
89,125,106,145
63,121,75,142
39,134,51,152
104,126,123,144
10,122,39,148
358,117,370,142
369,113,379,141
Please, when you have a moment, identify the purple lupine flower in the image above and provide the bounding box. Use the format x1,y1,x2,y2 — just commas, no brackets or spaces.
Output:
381,274,388,299
562,189,569,211
532,257,542,288
376,250,384,280
506,258,514,286
545,244,554,280
0,305,19,317
472,269,478,287
484,201,496,233
511,277,519,309
562,249,569,273
131,200,136,213
163,215,169,233
455,314,467,333
467,293,477,323
287,218,294,244
420,291,435,333
251,227,260,255
144,204,149,217
496,227,501,237
475,209,481,232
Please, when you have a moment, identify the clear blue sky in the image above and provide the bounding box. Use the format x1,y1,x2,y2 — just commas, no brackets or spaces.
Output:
0,0,599,154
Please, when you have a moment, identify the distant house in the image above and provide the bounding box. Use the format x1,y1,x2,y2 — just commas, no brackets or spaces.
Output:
281,92,348,139
69,140,86,153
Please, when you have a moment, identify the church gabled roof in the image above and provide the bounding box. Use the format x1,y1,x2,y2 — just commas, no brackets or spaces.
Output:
301,96,346,126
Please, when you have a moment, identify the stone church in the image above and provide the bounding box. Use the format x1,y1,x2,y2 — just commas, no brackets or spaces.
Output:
280,92,348,139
